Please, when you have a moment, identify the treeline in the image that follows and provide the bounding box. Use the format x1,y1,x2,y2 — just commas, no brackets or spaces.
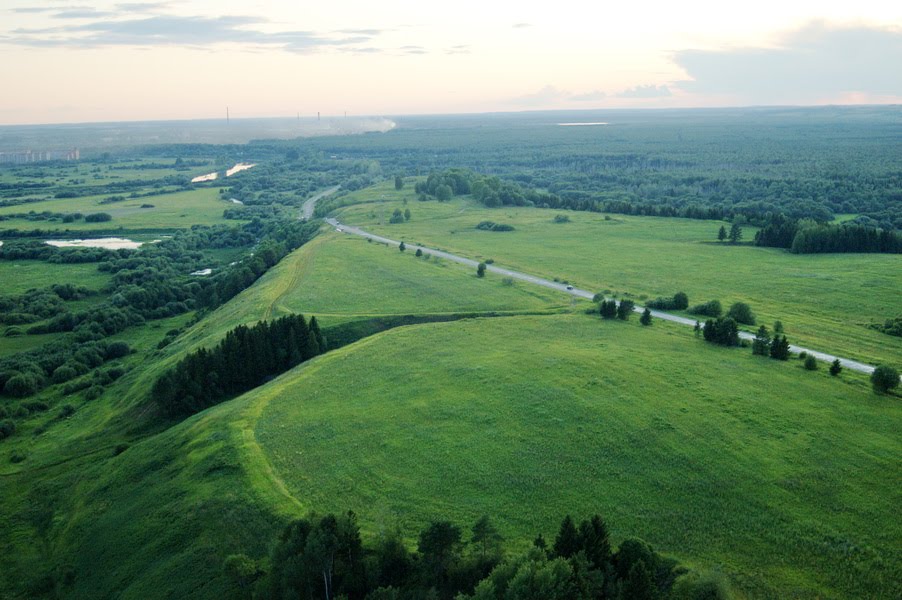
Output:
231,512,730,600
0,339,130,401
755,216,902,254
152,314,325,416
306,108,902,229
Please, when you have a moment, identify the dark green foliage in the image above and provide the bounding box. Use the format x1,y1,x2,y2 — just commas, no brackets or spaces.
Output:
646,292,688,311
728,223,742,244
829,359,843,376
151,314,324,416
870,365,900,394
725,302,756,325
751,326,770,356
404,208,411,221
769,335,790,360
717,226,726,242
553,515,581,559
702,318,739,347
399,241,406,252
600,300,618,319
472,516,504,561
872,317,902,337
476,221,515,232
620,561,656,600
389,208,405,224
477,262,486,278
790,224,901,254
804,355,818,371
688,300,722,318
693,321,701,337
394,175,404,190
104,341,130,359
0,419,15,440
84,212,112,222
415,248,423,257
617,300,635,320
773,320,784,334
3,372,40,397
553,214,571,223
640,308,652,326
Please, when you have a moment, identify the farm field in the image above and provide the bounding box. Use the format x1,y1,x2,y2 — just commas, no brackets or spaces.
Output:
332,192,902,367
253,313,900,599
0,187,235,230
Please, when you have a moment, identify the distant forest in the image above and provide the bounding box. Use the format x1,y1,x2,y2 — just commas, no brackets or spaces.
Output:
299,107,902,231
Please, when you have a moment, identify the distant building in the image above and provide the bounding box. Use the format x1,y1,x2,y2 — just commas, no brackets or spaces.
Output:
0,148,80,164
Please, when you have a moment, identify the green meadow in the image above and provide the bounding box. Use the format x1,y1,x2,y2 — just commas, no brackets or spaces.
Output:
0,187,235,230
253,314,900,599
0,260,109,294
332,192,902,368
1,169,899,600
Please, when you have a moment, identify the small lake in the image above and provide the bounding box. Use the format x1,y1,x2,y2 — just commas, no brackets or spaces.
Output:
45,238,153,250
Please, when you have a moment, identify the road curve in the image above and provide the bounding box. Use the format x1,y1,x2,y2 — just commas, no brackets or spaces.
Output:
324,217,881,376
301,185,341,220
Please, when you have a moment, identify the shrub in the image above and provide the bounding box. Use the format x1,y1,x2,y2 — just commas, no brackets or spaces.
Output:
10,451,26,463
804,355,818,370
501,277,514,286
113,443,129,456
553,214,571,223
829,359,842,376
647,292,689,311
689,300,722,317
84,212,112,223
58,404,76,419
51,365,78,384
4,373,39,398
83,385,104,400
726,302,756,325
23,401,49,413
0,420,15,440
105,341,130,360
870,365,900,394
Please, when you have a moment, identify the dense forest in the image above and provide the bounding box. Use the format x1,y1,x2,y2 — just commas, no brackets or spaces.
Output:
300,108,902,231
152,315,325,416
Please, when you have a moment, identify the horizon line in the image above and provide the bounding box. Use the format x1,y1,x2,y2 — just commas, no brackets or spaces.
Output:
1,103,900,129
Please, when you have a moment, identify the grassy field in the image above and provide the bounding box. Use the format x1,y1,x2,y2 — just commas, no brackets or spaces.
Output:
253,314,900,599
0,260,109,294
331,192,902,368
0,187,235,230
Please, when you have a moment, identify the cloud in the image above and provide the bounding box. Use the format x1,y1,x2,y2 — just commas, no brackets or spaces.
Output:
11,5,93,13
673,22,902,101
0,14,383,53
570,90,606,101
53,10,114,19
115,2,171,11
446,44,469,55
512,23,532,29
616,84,672,98
511,85,570,106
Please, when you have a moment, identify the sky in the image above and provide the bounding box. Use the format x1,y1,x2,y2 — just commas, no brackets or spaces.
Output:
0,0,900,125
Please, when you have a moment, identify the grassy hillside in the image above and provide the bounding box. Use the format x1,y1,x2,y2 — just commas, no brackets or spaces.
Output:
331,192,902,368
253,314,901,599
0,227,577,598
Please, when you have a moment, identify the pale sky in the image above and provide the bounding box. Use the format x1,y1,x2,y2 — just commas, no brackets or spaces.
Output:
0,0,900,124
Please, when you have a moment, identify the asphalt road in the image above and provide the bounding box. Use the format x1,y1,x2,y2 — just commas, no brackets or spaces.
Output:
301,185,341,220
323,216,881,376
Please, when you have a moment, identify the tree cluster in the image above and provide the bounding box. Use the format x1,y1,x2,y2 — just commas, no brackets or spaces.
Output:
702,318,739,347
645,292,688,311
248,512,729,600
151,314,325,416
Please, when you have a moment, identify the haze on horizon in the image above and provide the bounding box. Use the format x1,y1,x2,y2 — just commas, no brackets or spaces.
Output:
0,0,900,126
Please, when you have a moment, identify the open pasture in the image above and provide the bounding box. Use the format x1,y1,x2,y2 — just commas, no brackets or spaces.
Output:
334,194,902,367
